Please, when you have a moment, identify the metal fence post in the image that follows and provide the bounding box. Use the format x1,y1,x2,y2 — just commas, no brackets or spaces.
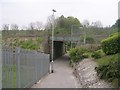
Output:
16,47,21,88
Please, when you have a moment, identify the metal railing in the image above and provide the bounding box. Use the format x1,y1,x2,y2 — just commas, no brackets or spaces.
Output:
2,46,50,88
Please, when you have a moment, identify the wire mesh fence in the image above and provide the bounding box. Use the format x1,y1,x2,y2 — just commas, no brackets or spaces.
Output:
2,46,50,88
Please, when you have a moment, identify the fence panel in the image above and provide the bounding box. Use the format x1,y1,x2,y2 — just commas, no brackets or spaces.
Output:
2,47,15,88
2,47,50,88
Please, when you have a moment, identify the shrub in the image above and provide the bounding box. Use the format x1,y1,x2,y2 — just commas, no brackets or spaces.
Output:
80,44,101,52
101,33,120,55
95,61,120,87
68,47,88,63
96,53,120,88
92,49,105,59
86,37,95,44
91,51,101,59
82,53,89,58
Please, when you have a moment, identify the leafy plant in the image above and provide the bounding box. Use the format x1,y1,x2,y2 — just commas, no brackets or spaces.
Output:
68,47,88,63
82,53,89,58
96,53,120,88
101,32,120,55
91,51,102,59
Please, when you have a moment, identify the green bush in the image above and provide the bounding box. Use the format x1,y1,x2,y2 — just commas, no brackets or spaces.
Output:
91,49,105,59
68,47,87,63
101,33,120,55
96,53,120,88
91,51,101,59
96,61,120,87
86,37,95,44
82,53,89,58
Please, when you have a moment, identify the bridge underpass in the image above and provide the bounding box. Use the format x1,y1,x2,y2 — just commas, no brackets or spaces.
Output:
48,36,80,60
53,41,64,60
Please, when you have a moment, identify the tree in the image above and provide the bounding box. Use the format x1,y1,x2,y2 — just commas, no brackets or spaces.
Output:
2,24,9,30
65,16,81,29
45,15,81,35
36,21,43,30
45,15,53,30
112,19,120,29
28,22,36,30
82,19,89,27
92,21,103,28
10,24,19,30
56,15,66,28
21,25,28,30
56,16,81,34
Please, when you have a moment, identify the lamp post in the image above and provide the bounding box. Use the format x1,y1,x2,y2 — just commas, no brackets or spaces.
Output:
71,25,73,48
51,9,56,73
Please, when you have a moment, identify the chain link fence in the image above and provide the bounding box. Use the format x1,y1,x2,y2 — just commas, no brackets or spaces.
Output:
2,46,50,88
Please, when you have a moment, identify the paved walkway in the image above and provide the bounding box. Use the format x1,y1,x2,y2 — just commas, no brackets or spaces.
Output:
31,55,78,88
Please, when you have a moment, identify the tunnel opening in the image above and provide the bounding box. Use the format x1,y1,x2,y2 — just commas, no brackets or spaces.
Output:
53,41,64,60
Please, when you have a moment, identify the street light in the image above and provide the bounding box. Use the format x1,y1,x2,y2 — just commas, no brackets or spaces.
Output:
51,9,56,73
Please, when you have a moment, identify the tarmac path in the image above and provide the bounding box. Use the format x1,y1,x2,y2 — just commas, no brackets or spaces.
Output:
31,55,79,88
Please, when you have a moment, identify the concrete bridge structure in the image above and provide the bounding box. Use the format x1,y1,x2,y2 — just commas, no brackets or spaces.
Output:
48,36,81,60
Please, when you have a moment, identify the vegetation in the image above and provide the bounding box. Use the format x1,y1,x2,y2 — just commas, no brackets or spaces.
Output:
54,15,81,35
68,47,88,63
95,53,120,88
112,18,120,30
101,32,120,55
5,37,43,51
91,49,105,59
94,31,120,88
67,18,119,87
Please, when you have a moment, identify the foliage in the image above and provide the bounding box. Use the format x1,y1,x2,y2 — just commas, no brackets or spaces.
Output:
86,37,95,44
82,53,89,58
8,37,43,50
36,37,43,44
91,49,105,59
112,19,120,30
95,53,120,88
80,36,95,44
54,15,81,34
101,32,120,55
91,51,101,59
80,44,101,52
68,47,88,63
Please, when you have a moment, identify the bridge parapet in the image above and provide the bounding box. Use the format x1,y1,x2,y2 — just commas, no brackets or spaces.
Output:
49,36,80,42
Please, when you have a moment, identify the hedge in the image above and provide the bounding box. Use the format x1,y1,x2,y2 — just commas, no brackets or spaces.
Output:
68,47,88,63
101,33,120,55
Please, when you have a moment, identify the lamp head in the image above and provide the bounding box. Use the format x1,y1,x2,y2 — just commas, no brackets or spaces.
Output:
52,9,56,12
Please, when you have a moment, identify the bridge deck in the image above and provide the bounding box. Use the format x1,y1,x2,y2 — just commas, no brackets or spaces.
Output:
49,36,80,42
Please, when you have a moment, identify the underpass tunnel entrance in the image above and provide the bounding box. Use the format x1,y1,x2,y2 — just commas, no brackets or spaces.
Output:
53,41,64,60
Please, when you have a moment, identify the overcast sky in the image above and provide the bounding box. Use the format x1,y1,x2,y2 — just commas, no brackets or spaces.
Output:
0,0,119,29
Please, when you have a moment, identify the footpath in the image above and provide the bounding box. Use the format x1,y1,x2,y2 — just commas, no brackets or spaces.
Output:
31,56,113,88
31,56,79,88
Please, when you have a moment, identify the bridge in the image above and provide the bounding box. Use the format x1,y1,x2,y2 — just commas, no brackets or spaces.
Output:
48,35,81,60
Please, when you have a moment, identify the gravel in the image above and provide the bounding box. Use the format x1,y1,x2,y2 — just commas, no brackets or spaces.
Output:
73,58,113,88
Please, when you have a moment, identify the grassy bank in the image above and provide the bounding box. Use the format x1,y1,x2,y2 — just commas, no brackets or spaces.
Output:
96,53,119,88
